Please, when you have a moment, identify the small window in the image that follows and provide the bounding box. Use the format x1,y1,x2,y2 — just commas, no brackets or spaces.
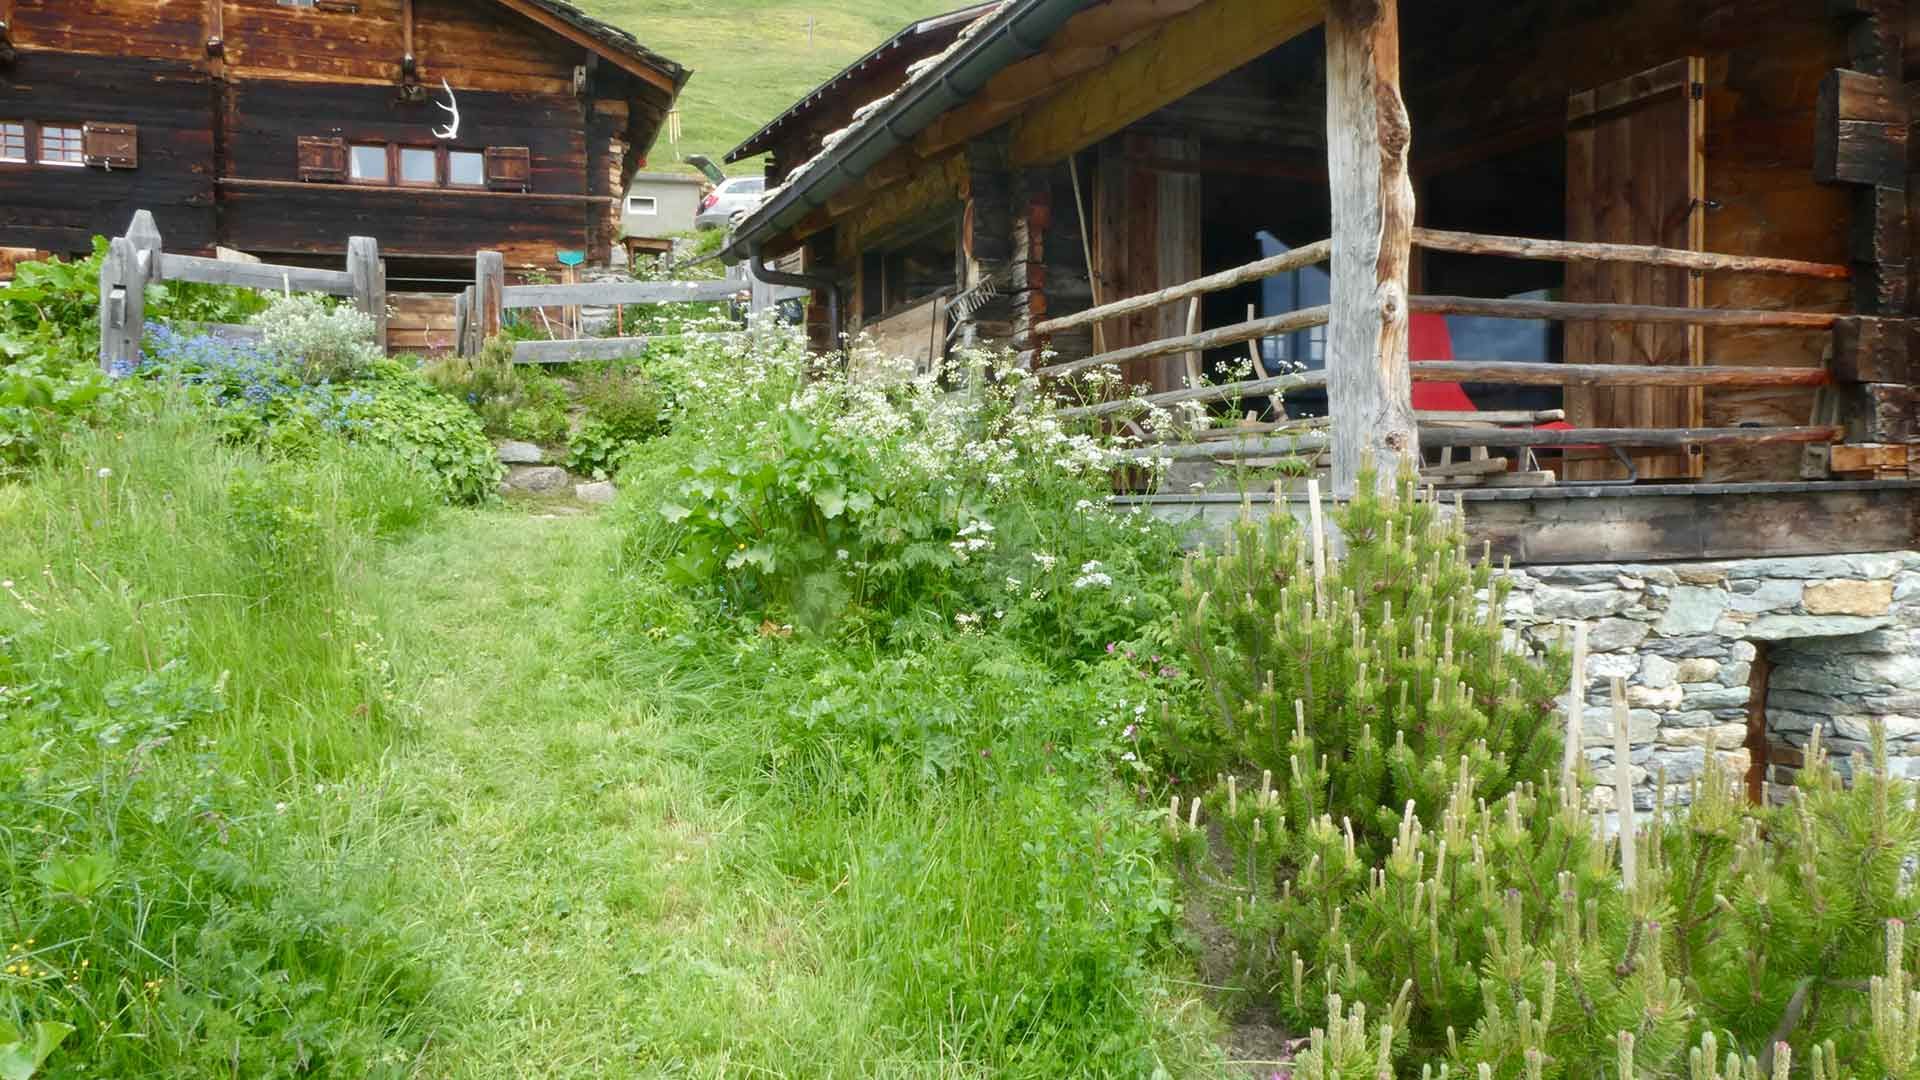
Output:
349,144,387,182
398,146,437,185
0,123,25,164
447,150,485,187
626,195,657,215
736,177,765,194
40,126,84,166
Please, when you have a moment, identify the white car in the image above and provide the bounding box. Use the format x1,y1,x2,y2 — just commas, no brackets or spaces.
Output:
695,175,767,230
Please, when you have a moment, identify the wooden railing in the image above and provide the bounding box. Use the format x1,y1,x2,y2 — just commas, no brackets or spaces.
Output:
98,210,384,371
1033,227,1861,476
458,247,808,364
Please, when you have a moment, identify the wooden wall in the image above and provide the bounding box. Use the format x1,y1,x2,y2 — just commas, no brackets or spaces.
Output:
0,52,216,253
1400,0,1853,482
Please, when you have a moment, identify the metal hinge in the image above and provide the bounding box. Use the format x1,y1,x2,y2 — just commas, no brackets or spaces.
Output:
1691,81,1705,100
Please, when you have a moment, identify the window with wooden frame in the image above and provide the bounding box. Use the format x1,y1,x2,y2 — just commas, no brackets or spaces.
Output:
0,122,25,164
306,139,529,191
39,124,84,166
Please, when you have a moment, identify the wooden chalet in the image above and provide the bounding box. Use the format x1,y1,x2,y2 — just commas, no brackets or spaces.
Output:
0,0,687,281
720,0,1920,567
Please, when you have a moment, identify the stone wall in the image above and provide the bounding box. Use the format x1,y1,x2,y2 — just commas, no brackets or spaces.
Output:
1498,552,1920,808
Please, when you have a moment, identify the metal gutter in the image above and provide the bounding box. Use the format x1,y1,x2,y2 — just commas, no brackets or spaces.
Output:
719,0,1089,265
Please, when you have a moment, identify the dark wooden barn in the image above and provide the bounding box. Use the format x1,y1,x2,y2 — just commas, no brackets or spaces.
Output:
0,0,687,282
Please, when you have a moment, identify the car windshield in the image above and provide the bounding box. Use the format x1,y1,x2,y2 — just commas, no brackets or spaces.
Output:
730,178,765,194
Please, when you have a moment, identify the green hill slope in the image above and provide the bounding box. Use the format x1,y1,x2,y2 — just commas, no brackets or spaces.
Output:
578,0,963,177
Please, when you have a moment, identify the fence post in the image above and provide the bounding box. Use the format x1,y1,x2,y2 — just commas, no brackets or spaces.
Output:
346,236,386,350
475,250,504,349
99,211,163,372
746,260,774,318
452,288,470,357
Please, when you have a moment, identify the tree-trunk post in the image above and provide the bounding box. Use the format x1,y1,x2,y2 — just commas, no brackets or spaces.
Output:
1325,0,1418,496
346,236,387,351
97,240,124,372
475,250,505,350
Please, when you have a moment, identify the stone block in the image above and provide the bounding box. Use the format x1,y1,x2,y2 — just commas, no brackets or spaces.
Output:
1728,579,1804,614
1674,566,1729,586
1537,586,1635,620
1731,641,1758,663
1659,587,1730,635
1668,709,1719,727
1674,658,1721,684
1803,579,1894,617
503,465,571,493
1746,614,1892,641
496,440,546,464
1661,723,1748,749
1683,685,1751,710
1588,653,1639,681
1644,747,1707,783
1533,565,1634,587
574,480,617,505
1589,617,1651,652
1642,635,1732,660
1718,661,1751,688
1628,683,1684,710
1837,714,1920,741
1582,707,1661,742
1639,654,1679,689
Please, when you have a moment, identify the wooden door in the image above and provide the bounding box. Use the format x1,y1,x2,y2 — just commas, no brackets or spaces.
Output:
1092,134,1202,392
1564,58,1706,480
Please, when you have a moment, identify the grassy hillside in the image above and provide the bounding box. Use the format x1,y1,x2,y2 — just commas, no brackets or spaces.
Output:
579,0,961,177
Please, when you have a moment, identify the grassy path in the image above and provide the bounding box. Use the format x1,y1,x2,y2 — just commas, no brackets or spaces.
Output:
347,507,809,1078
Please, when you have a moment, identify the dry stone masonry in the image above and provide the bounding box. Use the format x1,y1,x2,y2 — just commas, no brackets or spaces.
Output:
1497,552,1920,808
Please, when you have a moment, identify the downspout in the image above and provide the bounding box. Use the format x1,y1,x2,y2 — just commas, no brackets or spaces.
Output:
748,240,841,348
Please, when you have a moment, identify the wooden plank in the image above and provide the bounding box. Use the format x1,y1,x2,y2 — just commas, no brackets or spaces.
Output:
1009,0,1321,166
486,0,679,95
1034,240,1329,336
157,253,357,295
1817,70,1909,187
346,236,385,346
1566,58,1693,124
512,332,737,365
1410,361,1831,388
1418,425,1841,449
1410,228,1849,280
1830,443,1910,472
1056,370,1328,420
1408,295,1837,329
1832,315,1910,382
1325,0,1417,495
1459,484,1919,565
475,251,505,344
214,178,619,206
1035,305,1329,378
501,279,746,307
1115,432,1332,461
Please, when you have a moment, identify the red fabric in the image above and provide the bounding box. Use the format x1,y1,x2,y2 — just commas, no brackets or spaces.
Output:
1407,313,1475,411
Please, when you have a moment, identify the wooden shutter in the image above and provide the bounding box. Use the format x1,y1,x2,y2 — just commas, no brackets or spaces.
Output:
81,122,137,169
1564,57,1706,480
297,136,348,182
484,146,531,192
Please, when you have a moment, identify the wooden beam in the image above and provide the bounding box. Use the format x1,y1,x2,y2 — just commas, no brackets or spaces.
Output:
1325,0,1418,495
1410,361,1831,388
502,279,748,307
1418,426,1842,449
487,0,679,95
346,236,386,344
1035,305,1328,378
1009,0,1321,166
401,0,416,78
1409,295,1839,329
157,253,357,295
475,251,504,344
1412,228,1852,280
1057,371,1328,420
513,332,738,364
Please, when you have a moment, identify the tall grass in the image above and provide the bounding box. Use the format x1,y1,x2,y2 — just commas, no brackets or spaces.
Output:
1,390,440,1076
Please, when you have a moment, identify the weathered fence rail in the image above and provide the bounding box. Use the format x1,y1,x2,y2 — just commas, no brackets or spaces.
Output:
456,247,808,364
97,210,384,371
1031,224,1865,481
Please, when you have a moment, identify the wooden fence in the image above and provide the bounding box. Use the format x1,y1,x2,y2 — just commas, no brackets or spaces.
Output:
97,210,384,371
457,248,808,365
1032,225,1863,485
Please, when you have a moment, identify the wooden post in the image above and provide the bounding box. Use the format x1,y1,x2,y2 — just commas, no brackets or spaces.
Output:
475,251,504,348
346,236,386,349
1324,0,1417,496
452,288,470,357
1562,621,1588,790
1611,676,1636,890
99,212,163,372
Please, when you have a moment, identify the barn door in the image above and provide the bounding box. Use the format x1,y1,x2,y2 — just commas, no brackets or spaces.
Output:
1092,135,1202,392
1564,58,1706,480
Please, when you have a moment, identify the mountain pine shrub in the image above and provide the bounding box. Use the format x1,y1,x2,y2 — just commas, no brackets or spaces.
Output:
1163,466,1920,1077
